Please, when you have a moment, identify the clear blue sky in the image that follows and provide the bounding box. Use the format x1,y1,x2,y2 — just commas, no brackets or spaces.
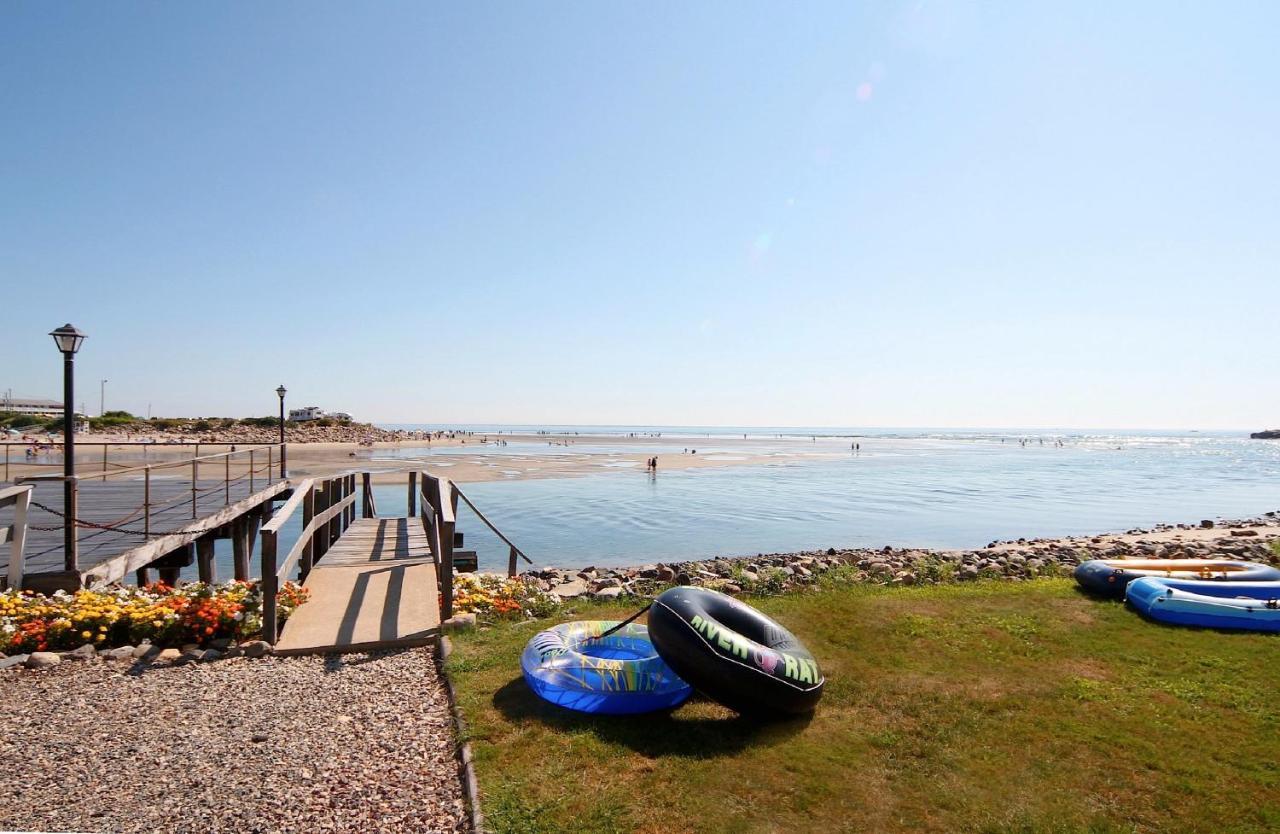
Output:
2,2,1277,429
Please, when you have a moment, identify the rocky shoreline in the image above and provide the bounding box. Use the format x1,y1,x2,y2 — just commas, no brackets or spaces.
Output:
518,512,1280,602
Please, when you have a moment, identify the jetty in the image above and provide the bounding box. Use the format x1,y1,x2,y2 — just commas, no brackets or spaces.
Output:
2,443,530,655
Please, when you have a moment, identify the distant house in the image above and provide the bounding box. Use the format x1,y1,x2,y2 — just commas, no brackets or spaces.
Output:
289,406,325,422
1,396,63,417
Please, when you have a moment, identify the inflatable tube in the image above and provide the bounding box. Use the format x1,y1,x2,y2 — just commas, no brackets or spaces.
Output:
1126,577,1280,632
1073,559,1280,598
647,586,824,716
521,620,692,715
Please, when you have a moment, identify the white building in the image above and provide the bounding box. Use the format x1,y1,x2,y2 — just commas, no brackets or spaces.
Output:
289,406,325,422
326,411,353,422
1,396,64,417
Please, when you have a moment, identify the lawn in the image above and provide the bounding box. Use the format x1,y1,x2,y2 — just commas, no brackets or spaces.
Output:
446,579,1280,834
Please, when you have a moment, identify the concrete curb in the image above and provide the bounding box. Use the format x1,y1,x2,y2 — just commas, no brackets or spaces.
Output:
436,636,486,834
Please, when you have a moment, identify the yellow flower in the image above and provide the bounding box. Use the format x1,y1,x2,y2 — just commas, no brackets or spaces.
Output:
81,630,92,639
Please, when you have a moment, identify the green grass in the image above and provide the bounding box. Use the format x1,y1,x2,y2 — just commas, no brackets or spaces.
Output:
446,579,1280,834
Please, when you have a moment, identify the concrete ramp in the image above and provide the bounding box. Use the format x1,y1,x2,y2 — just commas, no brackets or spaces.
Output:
275,518,441,655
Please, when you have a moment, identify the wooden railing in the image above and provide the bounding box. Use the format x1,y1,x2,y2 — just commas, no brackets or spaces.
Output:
0,485,33,589
16,444,285,573
419,472,458,619
259,473,360,644
2,440,280,483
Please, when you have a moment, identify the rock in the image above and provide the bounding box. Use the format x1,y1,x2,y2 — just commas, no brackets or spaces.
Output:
102,646,136,661
720,582,742,595
156,648,182,663
25,652,61,669
209,638,233,650
550,579,588,600
593,587,623,600
0,654,30,670
133,642,157,659
442,613,477,632
1230,529,1258,537
591,577,622,592
1200,520,1215,529
242,640,273,659
655,565,677,582
63,643,98,661
959,565,979,581
251,733,269,743
198,649,222,663
895,571,916,586
222,644,245,658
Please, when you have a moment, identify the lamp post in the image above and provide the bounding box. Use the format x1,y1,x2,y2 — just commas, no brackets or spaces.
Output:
49,324,86,571
100,379,108,417
276,385,287,476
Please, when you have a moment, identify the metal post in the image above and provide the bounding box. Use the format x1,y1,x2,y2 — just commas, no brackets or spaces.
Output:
191,458,198,518
62,352,77,570
249,449,255,494
101,444,107,481
65,478,78,572
225,452,230,504
268,446,274,483
278,392,287,477
144,466,151,538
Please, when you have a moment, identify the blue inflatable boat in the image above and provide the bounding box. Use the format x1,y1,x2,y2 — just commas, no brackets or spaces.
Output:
1126,577,1280,632
1074,559,1280,598
521,620,693,715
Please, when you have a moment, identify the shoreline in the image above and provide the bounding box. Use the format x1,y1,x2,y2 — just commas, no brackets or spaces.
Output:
512,513,1280,601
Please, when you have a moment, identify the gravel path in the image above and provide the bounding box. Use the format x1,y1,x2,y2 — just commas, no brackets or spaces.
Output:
0,648,468,833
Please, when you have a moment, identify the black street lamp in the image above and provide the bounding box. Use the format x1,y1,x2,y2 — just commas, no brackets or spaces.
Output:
276,385,287,476
49,323,86,570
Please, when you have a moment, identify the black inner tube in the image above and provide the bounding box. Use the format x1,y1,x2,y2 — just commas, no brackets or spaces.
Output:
647,586,824,716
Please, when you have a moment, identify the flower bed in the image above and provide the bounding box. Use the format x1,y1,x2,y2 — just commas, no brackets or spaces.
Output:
448,574,559,620
0,581,309,654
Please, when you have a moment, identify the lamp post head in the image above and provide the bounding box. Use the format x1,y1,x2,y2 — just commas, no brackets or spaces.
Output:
276,385,287,400
49,324,87,355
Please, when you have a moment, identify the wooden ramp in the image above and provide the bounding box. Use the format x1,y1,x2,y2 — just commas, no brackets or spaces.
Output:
274,517,441,655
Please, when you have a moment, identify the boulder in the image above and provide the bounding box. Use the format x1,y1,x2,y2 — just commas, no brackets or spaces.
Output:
25,652,61,669
63,643,98,661
242,640,273,658
550,579,588,600
593,586,623,600
0,654,30,671
443,613,478,632
102,646,136,661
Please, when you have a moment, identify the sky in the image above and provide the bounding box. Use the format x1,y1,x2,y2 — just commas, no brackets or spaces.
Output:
2,2,1277,429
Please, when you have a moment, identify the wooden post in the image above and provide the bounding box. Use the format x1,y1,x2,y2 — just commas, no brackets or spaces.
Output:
362,472,373,518
231,517,249,581
191,458,198,519
313,481,330,561
143,466,151,538
136,567,151,586
196,536,216,583
5,486,32,590
249,449,255,494
407,471,418,517
439,482,456,620
225,453,230,504
101,444,108,481
300,484,315,580
261,528,279,644
246,508,262,569
508,544,519,578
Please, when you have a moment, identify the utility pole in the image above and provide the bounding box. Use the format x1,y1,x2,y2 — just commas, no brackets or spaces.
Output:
100,379,108,416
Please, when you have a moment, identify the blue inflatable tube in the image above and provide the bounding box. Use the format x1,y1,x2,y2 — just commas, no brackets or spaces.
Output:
1074,559,1280,598
521,620,693,715
1126,577,1280,632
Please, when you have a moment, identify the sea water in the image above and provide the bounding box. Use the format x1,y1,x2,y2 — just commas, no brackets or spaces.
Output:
358,429,1280,572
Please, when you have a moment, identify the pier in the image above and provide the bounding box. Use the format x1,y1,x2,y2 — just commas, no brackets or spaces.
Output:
2,445,531,655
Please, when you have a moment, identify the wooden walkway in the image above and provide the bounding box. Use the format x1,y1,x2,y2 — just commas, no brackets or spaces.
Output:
274,517,441,655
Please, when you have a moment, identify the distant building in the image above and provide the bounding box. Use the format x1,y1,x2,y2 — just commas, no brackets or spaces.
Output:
289,406,325,422
326,411,353,422
0,396,64,417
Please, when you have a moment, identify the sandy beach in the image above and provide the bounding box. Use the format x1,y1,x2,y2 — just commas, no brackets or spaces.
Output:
4,431,846,485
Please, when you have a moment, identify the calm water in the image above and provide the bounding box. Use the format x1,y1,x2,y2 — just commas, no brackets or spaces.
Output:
199,429,1280,580
385,430,1280,572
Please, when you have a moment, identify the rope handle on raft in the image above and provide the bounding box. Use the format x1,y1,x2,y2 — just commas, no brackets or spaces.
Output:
595,602,654,641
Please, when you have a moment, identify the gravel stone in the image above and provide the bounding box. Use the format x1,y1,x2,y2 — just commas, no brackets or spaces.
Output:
0,647,466,833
